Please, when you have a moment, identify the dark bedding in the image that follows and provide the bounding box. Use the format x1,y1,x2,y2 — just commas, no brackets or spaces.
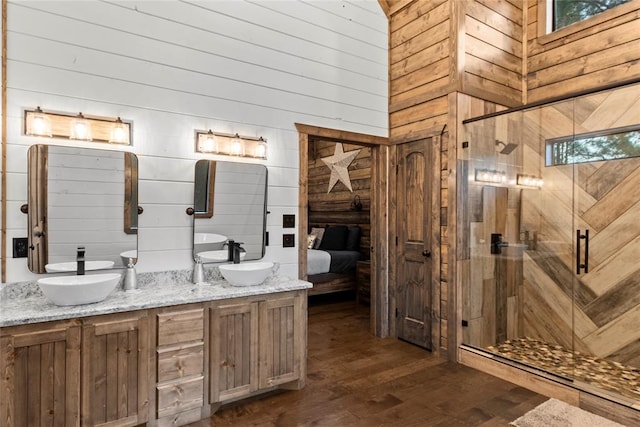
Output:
325,250,360,274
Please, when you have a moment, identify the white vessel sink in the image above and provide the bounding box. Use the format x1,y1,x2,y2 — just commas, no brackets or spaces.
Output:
198,250,246,263
219,261,274,287
194,233,226,246
120,250,138,265
45,260,115,273
37,273,122,306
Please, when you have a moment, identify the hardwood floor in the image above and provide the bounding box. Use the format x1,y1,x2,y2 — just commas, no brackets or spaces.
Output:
192,298,547,426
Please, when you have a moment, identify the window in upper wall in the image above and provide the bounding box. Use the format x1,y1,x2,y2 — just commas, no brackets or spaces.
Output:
553,0,631,30
546,125,640,166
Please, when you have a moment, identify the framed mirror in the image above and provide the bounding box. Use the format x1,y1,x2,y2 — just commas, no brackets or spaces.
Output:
193,160,267,263
27,144,139,273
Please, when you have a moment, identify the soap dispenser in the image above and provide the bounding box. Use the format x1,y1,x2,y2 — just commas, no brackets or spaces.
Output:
192,256,205,284
123,258,138,291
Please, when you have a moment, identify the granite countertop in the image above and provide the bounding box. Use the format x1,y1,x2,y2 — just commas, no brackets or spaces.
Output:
0,268,312,327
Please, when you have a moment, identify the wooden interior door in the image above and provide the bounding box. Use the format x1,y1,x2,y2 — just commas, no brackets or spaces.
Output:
396,139,432,349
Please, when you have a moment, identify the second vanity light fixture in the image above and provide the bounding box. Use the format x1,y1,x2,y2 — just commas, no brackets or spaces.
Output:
195,129,267,160
517,174,544,188
24,107,132,145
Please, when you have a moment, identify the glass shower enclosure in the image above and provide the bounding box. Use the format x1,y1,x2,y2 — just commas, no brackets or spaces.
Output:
460,82,640,403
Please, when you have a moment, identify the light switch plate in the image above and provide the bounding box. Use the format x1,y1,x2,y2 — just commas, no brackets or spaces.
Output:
283,214,295,228
283,234,295,248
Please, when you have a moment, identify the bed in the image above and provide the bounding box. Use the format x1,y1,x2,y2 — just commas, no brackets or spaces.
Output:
306,225,362,296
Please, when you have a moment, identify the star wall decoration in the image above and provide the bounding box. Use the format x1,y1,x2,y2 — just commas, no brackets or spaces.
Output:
321,143,361,193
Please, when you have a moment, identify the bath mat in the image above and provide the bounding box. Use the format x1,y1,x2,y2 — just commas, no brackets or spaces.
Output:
510,398,625,427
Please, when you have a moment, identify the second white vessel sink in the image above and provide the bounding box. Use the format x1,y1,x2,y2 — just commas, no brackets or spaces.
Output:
219,261,274,287
45,260,115,273
37,273,122,306
120,250,138,265
198,250,246,263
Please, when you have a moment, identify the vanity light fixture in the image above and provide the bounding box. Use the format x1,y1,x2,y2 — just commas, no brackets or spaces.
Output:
517,174,544,188
195,129,267,159
24,107,132,145
474,168,507,184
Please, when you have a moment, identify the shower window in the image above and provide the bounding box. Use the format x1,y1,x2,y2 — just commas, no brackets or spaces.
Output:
546,124,640,166
553,0,631,30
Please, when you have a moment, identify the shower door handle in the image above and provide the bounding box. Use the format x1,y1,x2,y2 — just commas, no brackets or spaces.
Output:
576,229,589,274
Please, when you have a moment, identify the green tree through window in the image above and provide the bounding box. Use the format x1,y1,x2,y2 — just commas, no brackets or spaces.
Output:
547,126,640,166
554,0,630,30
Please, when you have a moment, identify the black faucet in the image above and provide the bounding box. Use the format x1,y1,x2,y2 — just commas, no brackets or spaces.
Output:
77,246,85,275
490,234,509,255
226,240,244,264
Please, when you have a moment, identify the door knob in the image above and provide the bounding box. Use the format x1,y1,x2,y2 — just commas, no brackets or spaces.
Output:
422,250,431,258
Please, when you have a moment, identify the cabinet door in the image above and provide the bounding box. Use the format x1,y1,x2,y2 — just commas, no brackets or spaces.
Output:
81,312,149,427
258,293,306,389
209,301,258,403
0,320,81,427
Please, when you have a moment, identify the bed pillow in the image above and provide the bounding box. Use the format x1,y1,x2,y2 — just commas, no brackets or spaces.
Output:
309,227,325,249
345,226,361,252
319,225,348,251
306,234,316,249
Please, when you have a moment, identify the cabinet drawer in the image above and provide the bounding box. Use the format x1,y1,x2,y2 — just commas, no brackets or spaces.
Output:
157,342,204,383
157,308,204,346
156,407,202,427
157,376,204,418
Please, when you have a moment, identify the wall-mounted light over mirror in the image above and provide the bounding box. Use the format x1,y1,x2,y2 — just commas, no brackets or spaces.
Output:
195,129,267,159
25,145,139,274
517,174,544,188
24,107,132,145
190,160,268,263
474,168,507,184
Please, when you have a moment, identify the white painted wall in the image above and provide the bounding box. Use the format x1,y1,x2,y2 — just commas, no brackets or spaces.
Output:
3,0,388,283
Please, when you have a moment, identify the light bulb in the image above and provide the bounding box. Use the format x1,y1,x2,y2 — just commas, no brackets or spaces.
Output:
70,113,92,141
109,117,129,144
26,107,52,137
231,134,243,156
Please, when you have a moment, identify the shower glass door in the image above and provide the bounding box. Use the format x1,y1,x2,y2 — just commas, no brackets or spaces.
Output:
556,87,640,400
462,82,640,403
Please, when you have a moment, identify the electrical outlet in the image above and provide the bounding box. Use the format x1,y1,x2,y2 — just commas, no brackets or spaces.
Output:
13,237,29,258
283,214,295,228
283,234,295,248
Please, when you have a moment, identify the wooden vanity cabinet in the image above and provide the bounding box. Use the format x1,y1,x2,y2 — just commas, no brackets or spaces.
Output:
0,319,82,427
209,290,307,404
81,311,150,427
0,288,307,426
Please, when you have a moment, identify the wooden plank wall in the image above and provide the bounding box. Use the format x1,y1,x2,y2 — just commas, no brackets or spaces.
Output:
526,0,640,103
461,0,524,107
389,0,452,143
307,140,371,258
